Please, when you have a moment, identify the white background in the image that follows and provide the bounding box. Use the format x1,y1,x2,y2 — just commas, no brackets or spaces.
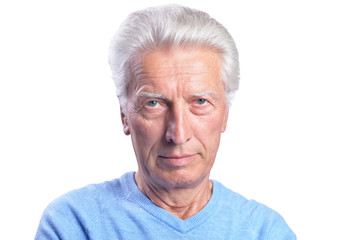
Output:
1,0,360,239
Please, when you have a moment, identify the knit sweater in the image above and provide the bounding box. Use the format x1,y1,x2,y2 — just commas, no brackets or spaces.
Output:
35,172,296,239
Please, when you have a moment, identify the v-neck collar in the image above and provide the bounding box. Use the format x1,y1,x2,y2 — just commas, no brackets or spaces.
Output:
122,172,221,234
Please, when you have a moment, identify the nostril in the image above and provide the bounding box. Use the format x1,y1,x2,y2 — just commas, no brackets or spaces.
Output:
165,124,189,144
166,137,176,144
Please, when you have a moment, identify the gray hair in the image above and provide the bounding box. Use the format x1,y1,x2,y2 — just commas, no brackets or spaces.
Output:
108,4,239,111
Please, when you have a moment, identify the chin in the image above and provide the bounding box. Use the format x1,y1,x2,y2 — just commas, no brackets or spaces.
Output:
156,169,208,188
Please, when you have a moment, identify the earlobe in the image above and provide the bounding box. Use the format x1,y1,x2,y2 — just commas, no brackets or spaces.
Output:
121,111,131,135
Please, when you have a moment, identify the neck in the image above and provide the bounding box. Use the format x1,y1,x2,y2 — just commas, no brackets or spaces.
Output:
134,172,213,220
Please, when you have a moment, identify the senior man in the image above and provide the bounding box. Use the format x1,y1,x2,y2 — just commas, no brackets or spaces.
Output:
35,5,296,240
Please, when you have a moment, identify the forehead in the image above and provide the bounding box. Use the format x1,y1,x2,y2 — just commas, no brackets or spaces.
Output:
143,47,220,72
131,47,221,87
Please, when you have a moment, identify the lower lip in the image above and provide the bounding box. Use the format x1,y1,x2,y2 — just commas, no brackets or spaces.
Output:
159,155,196,168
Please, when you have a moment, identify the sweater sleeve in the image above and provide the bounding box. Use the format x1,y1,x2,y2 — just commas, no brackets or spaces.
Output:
239,200,296,240
265,214,296,240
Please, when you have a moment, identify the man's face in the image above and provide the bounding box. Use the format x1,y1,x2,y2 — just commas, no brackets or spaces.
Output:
122,47,228,189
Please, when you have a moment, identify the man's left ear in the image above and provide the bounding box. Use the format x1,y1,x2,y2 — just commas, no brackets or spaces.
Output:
221,108,229,133
121,110,131,135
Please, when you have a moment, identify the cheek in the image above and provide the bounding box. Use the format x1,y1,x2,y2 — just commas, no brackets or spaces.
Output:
198,109,225,132
129,115,164,150
194,113,224,148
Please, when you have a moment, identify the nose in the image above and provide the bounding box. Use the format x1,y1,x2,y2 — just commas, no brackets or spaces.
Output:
165,104,192,144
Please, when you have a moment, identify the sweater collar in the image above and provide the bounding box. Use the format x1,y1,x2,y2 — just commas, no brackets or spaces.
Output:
121,171,222,234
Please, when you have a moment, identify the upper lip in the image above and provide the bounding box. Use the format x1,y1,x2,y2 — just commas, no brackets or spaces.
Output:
159,154,195,159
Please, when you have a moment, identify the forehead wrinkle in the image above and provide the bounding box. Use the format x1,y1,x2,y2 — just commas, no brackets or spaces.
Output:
131,48,223,103
139,51,221,83
144,66,217,79
131,61,147,83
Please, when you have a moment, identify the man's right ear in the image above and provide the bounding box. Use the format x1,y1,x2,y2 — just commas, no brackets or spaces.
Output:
121,111,131,135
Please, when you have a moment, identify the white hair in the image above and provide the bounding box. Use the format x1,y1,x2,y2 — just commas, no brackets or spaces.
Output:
108,4,240,111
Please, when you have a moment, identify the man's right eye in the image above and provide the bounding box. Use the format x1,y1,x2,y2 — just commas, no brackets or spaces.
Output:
146,100,158,107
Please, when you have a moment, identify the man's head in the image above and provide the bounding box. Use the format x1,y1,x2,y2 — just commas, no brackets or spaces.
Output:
108,5,239,189
109,4,240,112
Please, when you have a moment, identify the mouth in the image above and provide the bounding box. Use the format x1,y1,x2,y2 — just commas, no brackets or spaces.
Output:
158,154,196,168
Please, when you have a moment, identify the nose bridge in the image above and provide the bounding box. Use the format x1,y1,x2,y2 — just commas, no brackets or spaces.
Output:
166,102,192,144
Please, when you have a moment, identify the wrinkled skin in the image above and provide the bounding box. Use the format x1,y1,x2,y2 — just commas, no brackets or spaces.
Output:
121,47,229,218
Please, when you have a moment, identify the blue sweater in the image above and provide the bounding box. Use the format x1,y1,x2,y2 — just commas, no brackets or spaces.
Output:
35,172,296,239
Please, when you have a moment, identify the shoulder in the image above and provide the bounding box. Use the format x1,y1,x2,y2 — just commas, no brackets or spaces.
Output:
213,181,296,240
35,172,134,239
48,173,127,214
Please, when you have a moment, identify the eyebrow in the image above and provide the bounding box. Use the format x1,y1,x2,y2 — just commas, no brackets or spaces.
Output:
136,91,218,101
190,91,218,99
136,92,167,100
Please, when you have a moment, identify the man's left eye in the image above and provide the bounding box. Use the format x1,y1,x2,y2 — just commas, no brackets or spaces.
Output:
196,98,207,105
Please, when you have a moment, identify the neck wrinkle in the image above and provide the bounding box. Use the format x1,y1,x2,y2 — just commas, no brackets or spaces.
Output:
134,172,213,220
